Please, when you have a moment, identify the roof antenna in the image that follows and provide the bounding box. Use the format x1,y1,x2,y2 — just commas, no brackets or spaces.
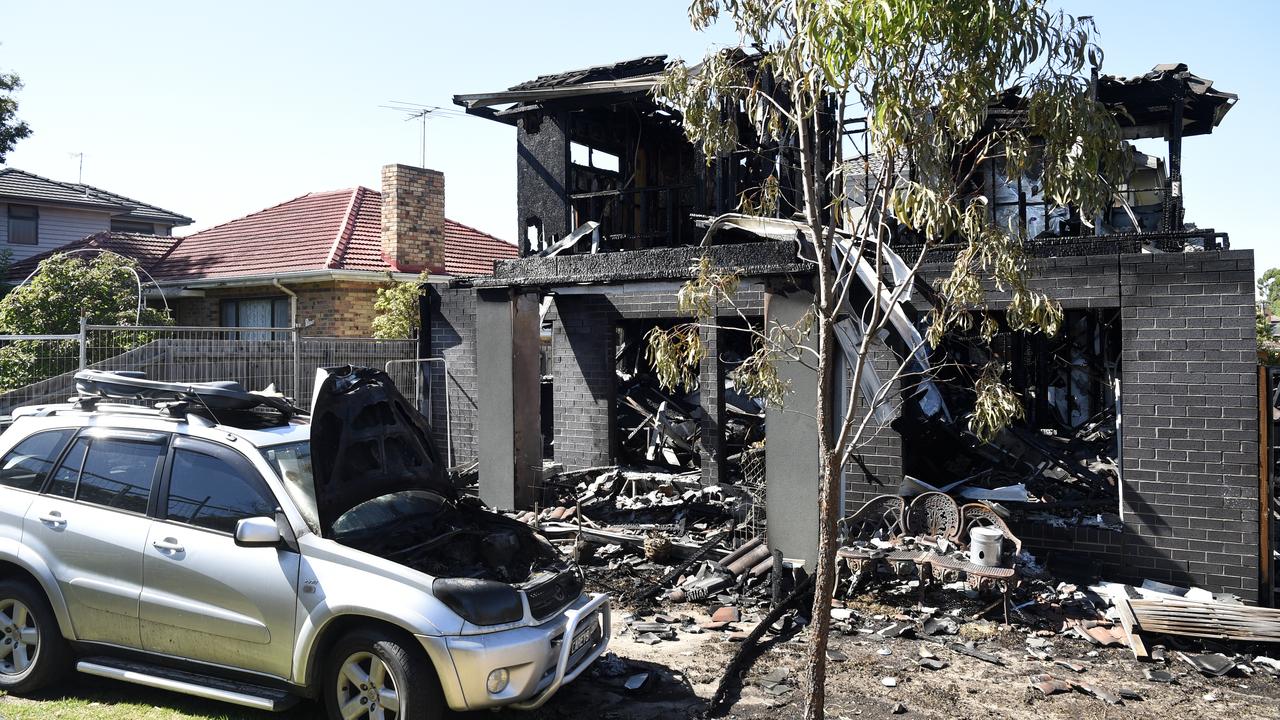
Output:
68,152,84,185
379,101,468,168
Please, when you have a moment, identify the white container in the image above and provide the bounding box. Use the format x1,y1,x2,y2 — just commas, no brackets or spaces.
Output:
968,527,1004,567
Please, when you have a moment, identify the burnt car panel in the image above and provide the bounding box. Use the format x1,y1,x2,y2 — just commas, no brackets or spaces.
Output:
311,366,578,619
310,366,453,531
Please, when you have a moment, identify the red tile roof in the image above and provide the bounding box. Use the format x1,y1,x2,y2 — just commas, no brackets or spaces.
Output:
6,232,180,282
7,187,516,284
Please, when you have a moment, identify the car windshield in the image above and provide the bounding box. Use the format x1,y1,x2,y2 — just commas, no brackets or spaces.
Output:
330,490,450,540
261,441,321,535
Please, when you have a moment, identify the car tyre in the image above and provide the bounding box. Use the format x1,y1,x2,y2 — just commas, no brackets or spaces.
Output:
0,578,70,695
324,627,445,720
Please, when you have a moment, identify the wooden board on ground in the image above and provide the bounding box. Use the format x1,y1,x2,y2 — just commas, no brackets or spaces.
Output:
1128,597,1280,644
1112,596,1149,660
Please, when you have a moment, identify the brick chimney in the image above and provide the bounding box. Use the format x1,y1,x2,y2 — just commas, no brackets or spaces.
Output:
381,163,445,273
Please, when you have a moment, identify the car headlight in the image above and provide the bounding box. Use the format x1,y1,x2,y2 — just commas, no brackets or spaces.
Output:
432,578,524,626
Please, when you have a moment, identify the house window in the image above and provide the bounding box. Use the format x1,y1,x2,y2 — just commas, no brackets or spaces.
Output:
7,204,38,245
110,219,156,234
219,298,291,340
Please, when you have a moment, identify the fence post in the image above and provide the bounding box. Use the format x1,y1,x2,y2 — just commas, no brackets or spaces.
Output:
292,326,301,406
78,315,87,370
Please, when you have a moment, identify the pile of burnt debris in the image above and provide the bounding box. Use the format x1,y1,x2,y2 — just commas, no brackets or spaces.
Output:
615,327,765,481
496,467,1277,711
896,406,1121,529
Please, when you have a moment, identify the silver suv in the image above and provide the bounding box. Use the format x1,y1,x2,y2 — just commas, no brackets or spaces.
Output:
0,367,609,719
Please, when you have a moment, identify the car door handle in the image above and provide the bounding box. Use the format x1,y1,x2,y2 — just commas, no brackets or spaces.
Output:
38,511,66,526
152,539,185,553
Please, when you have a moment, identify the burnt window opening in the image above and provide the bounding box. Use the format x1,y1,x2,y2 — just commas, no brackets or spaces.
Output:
717,316,767,485
977,152,1078,240
570,142,620,173
616,319,702,472
900,308,1122,526
613,317,765,482
525,217,544,254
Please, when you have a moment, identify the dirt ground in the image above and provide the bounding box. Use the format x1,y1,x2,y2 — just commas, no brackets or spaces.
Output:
2,587,1275,719
504,596,1280,720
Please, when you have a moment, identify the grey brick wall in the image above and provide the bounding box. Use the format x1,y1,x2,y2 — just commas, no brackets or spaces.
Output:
843,337,907,507
550,295,618,470
1112,250,1259,598
428,285,479,465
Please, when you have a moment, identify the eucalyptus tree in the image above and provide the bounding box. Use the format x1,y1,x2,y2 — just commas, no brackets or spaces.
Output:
647,2,1125,717
0,61,31,163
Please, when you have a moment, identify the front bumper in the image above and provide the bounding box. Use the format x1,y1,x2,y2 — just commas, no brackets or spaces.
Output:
417,592,611,711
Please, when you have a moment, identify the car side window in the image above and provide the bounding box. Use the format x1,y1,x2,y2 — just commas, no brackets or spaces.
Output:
0,429,73,492
166,449,276,534
75,437,166,514
47,437,88,499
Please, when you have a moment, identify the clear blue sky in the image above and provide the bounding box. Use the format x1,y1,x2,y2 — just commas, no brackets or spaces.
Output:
2,1,1275,272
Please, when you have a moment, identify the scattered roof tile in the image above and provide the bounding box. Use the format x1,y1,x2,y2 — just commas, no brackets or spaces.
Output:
6,232,179,282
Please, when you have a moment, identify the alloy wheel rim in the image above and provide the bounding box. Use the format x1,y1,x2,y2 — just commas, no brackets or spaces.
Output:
0,598,38,677
336,651,400,720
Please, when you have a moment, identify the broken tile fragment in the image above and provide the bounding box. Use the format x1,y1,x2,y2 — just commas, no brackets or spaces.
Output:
624,673,650,692
1179,652,1235,677
1028,673,1072,696
711,606,740,623
1074,682,1123,705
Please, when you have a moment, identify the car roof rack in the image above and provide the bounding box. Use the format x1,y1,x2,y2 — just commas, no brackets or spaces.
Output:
73,370,307,426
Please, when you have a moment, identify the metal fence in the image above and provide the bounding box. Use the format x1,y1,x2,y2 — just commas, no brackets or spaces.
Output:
0,324,419,417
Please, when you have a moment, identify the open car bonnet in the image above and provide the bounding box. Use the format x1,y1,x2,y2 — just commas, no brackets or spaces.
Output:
310,366,453,531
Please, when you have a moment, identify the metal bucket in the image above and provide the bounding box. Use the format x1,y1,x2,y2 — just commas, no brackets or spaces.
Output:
968,527,1004,567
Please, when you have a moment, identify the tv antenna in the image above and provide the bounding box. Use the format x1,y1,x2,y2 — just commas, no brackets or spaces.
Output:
68,152,84,184
379,101,467,167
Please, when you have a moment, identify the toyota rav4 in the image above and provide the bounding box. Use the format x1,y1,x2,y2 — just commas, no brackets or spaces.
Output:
0,367,609,719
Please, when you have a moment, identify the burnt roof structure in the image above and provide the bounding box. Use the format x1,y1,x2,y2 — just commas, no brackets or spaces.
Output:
1097,63,1237,139
454,55,670,125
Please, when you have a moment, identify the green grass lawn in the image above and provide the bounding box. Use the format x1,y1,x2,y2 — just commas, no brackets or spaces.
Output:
0,676,318,720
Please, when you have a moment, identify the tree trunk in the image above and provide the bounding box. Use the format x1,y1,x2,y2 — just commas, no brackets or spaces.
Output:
802,313,839,720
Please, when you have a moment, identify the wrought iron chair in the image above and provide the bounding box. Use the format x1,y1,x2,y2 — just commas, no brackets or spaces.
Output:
904,491,962,541
920,502,1023,622
835,495,924,590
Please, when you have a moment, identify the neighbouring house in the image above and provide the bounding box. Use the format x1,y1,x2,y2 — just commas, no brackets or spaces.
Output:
431,56,1273,604
7,164,516,337
0,167,193,262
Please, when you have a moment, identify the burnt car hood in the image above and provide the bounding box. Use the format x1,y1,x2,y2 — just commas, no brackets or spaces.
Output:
310,366,453,531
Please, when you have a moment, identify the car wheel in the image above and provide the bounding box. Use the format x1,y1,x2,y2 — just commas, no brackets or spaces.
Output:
0,579,69,695
324,628,445,720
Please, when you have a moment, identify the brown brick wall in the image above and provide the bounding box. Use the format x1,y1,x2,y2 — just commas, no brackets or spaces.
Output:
173,281,383,337
381,164,445,274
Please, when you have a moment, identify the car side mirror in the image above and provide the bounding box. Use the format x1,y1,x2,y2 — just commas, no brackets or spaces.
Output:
235,516,283,548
